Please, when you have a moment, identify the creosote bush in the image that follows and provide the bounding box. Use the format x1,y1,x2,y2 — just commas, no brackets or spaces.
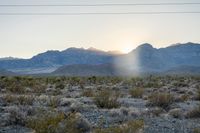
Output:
129,88,144,98
94,89,120,109
148,93,174,109
94,119,144,133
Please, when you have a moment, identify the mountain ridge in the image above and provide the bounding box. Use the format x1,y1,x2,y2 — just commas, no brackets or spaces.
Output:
0,42,199,75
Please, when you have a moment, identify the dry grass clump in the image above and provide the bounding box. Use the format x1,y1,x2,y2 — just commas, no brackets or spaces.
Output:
193,128,200,133
148,93,174,109
175,94,190,102
94,119,144,133
26,113,65,133
82,89,94,97
3,95,35,105
129,88,144,98
48,97,60,108
94,89,120,109
186,105,200,118
27,112,91,133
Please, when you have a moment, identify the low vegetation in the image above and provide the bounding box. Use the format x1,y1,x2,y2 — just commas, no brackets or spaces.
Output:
148,93,174,109
26,113,65,133
129,88,144,98
94,119,144,133
82,89,94,97
0,76,200,132
94,89,120,109
186,105,200,118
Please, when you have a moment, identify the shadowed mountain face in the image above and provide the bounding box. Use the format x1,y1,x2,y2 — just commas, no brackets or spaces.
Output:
52,64,117,76
0,48,117,74
0,42,200,75
135,42,200,72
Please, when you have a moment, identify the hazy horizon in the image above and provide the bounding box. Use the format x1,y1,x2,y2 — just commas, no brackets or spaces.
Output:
0,0,200,58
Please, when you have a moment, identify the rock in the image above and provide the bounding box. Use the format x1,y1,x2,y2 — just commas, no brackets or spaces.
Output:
169,108,183,118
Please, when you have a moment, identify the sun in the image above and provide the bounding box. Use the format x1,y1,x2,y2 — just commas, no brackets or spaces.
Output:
121,46,132,53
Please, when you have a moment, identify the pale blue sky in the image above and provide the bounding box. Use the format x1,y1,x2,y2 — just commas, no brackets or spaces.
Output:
0,0,200,58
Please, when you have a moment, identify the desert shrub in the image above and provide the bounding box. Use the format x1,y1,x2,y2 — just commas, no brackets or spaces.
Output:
3,95,34,105
59,112,91,133
49,97,60,108
186,105,200,118
55,81,65,89
173,81,188,87
144,81,162,88
27,112,90,133
3,94,16,104
193,128,200,133
82,89,94,97
175,94,190,102
180,94,190,101
197,89,200,101
17,95,35,105
6,79,26,93
148,93,174,109
32,83,47,94
27,113,65,133
94,119,144,133
94,89,120,109
129,88,144,98
88,76,97,84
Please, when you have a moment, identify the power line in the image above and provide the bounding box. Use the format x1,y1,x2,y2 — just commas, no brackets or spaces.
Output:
0,12,200,15
0,3,200,7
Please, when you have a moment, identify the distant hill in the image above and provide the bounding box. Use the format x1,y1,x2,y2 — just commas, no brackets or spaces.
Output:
0,69,16,76
0,42,200,75
0,48,118,74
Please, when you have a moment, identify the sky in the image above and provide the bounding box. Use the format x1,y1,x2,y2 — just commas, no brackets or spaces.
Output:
0,0,200,58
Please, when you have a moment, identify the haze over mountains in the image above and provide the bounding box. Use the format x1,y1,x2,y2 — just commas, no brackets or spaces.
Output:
0,42,200,76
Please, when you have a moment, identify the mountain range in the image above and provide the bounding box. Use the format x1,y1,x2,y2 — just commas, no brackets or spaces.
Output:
0,42,200,76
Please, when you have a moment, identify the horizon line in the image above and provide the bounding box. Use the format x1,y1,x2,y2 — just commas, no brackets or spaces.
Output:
0,42,199,59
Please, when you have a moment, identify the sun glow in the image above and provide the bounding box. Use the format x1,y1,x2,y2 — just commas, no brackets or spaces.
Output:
121,44,133,53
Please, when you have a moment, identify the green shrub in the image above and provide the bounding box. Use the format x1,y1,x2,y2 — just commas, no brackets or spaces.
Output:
129,88,144,98
94,89,120,109
148,93,174,109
